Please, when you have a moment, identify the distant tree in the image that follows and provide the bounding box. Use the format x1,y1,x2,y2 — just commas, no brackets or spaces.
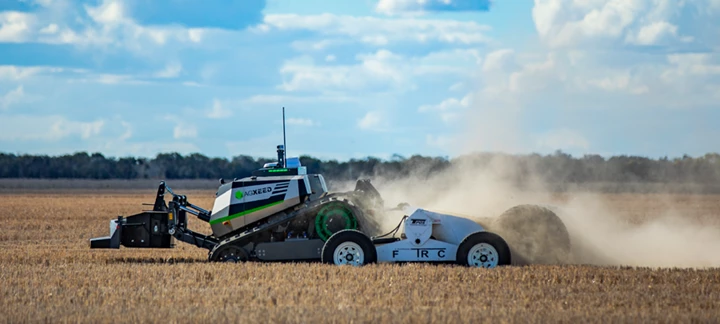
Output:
0,150,718,185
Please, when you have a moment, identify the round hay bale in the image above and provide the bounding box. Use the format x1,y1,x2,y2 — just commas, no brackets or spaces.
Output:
490,204,571,265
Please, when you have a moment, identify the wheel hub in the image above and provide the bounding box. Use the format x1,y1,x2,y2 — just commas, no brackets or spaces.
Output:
333,242,364,266
468,243,499,268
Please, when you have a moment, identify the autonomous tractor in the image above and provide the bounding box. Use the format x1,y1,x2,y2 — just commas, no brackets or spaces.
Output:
90,145,571,268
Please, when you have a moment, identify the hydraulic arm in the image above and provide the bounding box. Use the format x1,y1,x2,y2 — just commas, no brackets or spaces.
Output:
90,181,218,250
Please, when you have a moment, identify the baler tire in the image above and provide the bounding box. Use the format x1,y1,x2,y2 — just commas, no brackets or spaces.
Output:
456,231,512,268
321,229,376,266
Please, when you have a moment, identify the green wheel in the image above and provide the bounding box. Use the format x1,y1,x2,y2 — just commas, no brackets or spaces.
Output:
315,202,358,241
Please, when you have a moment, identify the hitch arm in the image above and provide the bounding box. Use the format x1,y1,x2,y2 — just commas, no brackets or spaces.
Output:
163,182,212,222
166,200,218,250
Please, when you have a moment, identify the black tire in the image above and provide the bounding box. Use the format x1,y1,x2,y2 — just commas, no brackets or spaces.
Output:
491,204,571,265
321,229,377,266
456,231,511,268
209,244,248,263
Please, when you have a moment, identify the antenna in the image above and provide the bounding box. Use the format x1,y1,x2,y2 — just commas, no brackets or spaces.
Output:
282,107,287,168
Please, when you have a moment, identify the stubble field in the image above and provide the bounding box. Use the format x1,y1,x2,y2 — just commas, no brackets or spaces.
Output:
1,181,720,323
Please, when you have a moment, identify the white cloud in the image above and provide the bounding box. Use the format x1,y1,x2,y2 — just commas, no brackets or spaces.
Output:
173,122,197,139
85,0,127,25
80,73,143,85
261,13,492,46
476,50,627,97
414,49,482,75
0,113,193,157
119,121,132,141
93,140,199,158
187,29,203,43
531,0,719,49
446,9,720,157
472,48,720,110
0,66,46,80
448,82,465,92
376,0,491,15
665,53,720,76
506,53,558,93
153,62,182,78
325,54,336,62
241,94,354,105
418,94,471,124
482,49,515,72
206,99,232,119
12,64,192,86
278,49,481,94
279,50,407,93
285,118,319,127
0,11,35,42
626,21,679,45
533,0,645,47
362,35,389,46
39,23,59,34
181,81,206,87
0,0,214,56
376,0,429,15
163,114,198,140
0,86,25,110
290,39,343,52
585,72,649,94
58,119,105,139
357,110,390,131
0,65,95,85
652,53,720,106
0,115,105,141
31,0,56,7
225,132,287,158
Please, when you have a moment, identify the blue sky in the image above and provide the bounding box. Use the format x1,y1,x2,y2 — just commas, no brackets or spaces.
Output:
0,0,719,160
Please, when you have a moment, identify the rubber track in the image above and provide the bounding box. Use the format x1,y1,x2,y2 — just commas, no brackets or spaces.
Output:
207,193,360,261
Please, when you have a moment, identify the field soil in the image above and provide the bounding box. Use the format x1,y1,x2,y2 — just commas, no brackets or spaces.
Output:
1,183,720,323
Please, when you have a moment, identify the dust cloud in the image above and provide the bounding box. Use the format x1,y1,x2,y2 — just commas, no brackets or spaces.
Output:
345,154,720,269
338,98,720,269
557,192,720,268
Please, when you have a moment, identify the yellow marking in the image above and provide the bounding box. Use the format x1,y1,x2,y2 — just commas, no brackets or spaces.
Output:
168,212,173,220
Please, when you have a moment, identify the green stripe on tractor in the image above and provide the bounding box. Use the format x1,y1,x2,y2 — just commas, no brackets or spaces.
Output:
209,201,283,225
268,168,288,173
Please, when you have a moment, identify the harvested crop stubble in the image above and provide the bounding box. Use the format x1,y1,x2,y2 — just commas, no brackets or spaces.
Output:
2,262,720,323
1,190,720,323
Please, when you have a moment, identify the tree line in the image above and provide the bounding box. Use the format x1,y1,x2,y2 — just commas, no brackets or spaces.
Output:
0,151,719,185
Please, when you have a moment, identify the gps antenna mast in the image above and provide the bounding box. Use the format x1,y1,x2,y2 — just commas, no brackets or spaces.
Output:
282,107,287,168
